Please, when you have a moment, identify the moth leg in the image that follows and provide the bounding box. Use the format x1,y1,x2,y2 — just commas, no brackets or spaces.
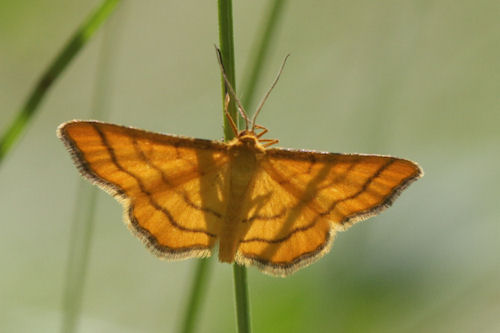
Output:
224,93,239,136
254,124,269,138
259,139,280,148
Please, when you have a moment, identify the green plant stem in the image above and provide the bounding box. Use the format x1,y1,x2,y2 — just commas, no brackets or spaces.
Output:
60,6,125,332
241,0,287,113
233,264,251,333
178,258,213,333
177,2,241,332
181,1,287,332
61,184,98,333
177,2,240,332
218,0,238,141
218,1,252,333
0,0,122,166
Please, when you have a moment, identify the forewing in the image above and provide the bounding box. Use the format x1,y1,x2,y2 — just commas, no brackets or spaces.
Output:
236,147,422,276
58,121,230,259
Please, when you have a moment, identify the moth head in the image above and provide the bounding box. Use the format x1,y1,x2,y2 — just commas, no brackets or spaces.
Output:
238,131,258,143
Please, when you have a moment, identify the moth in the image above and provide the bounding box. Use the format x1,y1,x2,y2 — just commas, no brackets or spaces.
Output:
57,50,422,276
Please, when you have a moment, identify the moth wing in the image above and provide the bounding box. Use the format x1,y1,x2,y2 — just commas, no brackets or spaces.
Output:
58,121,230,260
236,148,422,276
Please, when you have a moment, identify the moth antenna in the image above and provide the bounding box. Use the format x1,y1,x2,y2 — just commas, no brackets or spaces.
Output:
251,54,290,131
214,45,249,130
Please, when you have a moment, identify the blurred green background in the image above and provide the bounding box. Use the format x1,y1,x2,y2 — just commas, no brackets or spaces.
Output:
1,0,499,332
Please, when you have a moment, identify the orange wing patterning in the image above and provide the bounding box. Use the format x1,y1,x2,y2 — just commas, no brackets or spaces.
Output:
58,120,422,276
